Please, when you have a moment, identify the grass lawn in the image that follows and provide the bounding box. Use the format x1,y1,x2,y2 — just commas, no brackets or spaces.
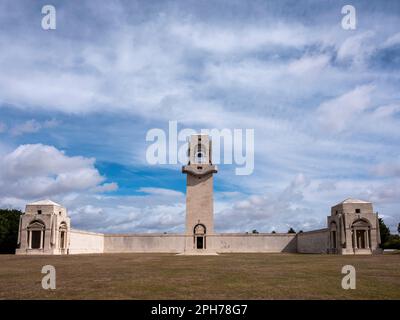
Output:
0,252,399,299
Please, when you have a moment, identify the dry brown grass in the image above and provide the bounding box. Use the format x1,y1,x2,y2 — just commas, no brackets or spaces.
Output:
0,253,399,299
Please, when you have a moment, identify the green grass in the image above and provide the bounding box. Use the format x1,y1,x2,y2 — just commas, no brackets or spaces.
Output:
0,253,399,299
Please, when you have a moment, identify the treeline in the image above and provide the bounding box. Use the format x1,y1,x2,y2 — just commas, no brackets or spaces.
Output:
379,218,400,250
0,209,23,253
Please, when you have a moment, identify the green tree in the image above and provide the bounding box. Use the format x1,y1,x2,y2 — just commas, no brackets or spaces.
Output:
252,229,259,234
398,222,400,235
288,227,296,234
0,209,23,254
378,217,391,246
383,235,400,250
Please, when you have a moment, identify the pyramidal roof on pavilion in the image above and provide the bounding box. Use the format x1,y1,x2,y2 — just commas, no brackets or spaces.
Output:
28,199,62,206
336,198,371,206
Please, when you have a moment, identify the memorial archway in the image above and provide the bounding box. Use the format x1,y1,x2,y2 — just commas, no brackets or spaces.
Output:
193,223,206,249
351,219,371,250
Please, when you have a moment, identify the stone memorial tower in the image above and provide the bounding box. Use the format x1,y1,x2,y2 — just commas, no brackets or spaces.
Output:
182,134,217,253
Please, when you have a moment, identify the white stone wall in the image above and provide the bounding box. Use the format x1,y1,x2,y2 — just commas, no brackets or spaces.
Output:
297,229,329,254
104,234,186,253
103,233,299,253
211,233,297,253
69,229,104,254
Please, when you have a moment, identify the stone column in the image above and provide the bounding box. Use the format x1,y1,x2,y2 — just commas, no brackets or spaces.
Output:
40,230,43,249
354,230,358,249
28,230,32,249
65,230,68,250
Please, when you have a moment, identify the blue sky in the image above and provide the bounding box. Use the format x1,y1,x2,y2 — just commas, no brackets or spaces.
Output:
0,0,399,233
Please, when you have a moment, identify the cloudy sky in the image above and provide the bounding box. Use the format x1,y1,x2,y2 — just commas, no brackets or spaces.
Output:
0,0,399,233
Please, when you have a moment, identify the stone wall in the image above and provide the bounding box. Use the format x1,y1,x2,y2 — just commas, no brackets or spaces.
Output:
211,233,297,253
65,231,330,254
104,234,186,253
297,229,329,254
69,229,104,254
103,233,299,253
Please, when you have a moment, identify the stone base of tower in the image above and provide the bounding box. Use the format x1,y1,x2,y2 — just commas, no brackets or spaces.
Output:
179,234,218,255
177,251,219,256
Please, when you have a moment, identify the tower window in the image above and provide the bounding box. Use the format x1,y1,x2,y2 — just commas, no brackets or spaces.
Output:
194,143,206,164
355,209,361,213
37,210,42,215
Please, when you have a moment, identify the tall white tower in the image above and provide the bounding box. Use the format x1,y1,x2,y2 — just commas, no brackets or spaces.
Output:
182,134,217,251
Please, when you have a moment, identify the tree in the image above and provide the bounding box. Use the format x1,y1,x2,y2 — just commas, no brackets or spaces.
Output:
288,227,296,234
271,230,276,234
252,229,259,234
398,222,400,235
383,236,400,250
378,217,391,246
0,209,23,254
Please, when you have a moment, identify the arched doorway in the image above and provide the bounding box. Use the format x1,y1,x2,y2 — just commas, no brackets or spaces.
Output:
351,219,371,250
194,224,206,249
27,220,45,249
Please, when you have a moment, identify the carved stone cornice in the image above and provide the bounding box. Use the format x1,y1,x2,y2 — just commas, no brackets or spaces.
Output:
182,164,218,176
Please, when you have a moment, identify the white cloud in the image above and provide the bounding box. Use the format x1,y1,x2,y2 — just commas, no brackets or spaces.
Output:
91,182,119,193
138,187,184,197
214,173,320,233
0,143,184,233
65,194,185,233
317,181,336,192
0,14,350,124
169,22,309,54
371,104,400,118
371,162,400,177
287,55,330,75
10,119,40,136
336,31,375,65
10,119,60,136
0,144,113,199
383,32,400,47
316,85,375,133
